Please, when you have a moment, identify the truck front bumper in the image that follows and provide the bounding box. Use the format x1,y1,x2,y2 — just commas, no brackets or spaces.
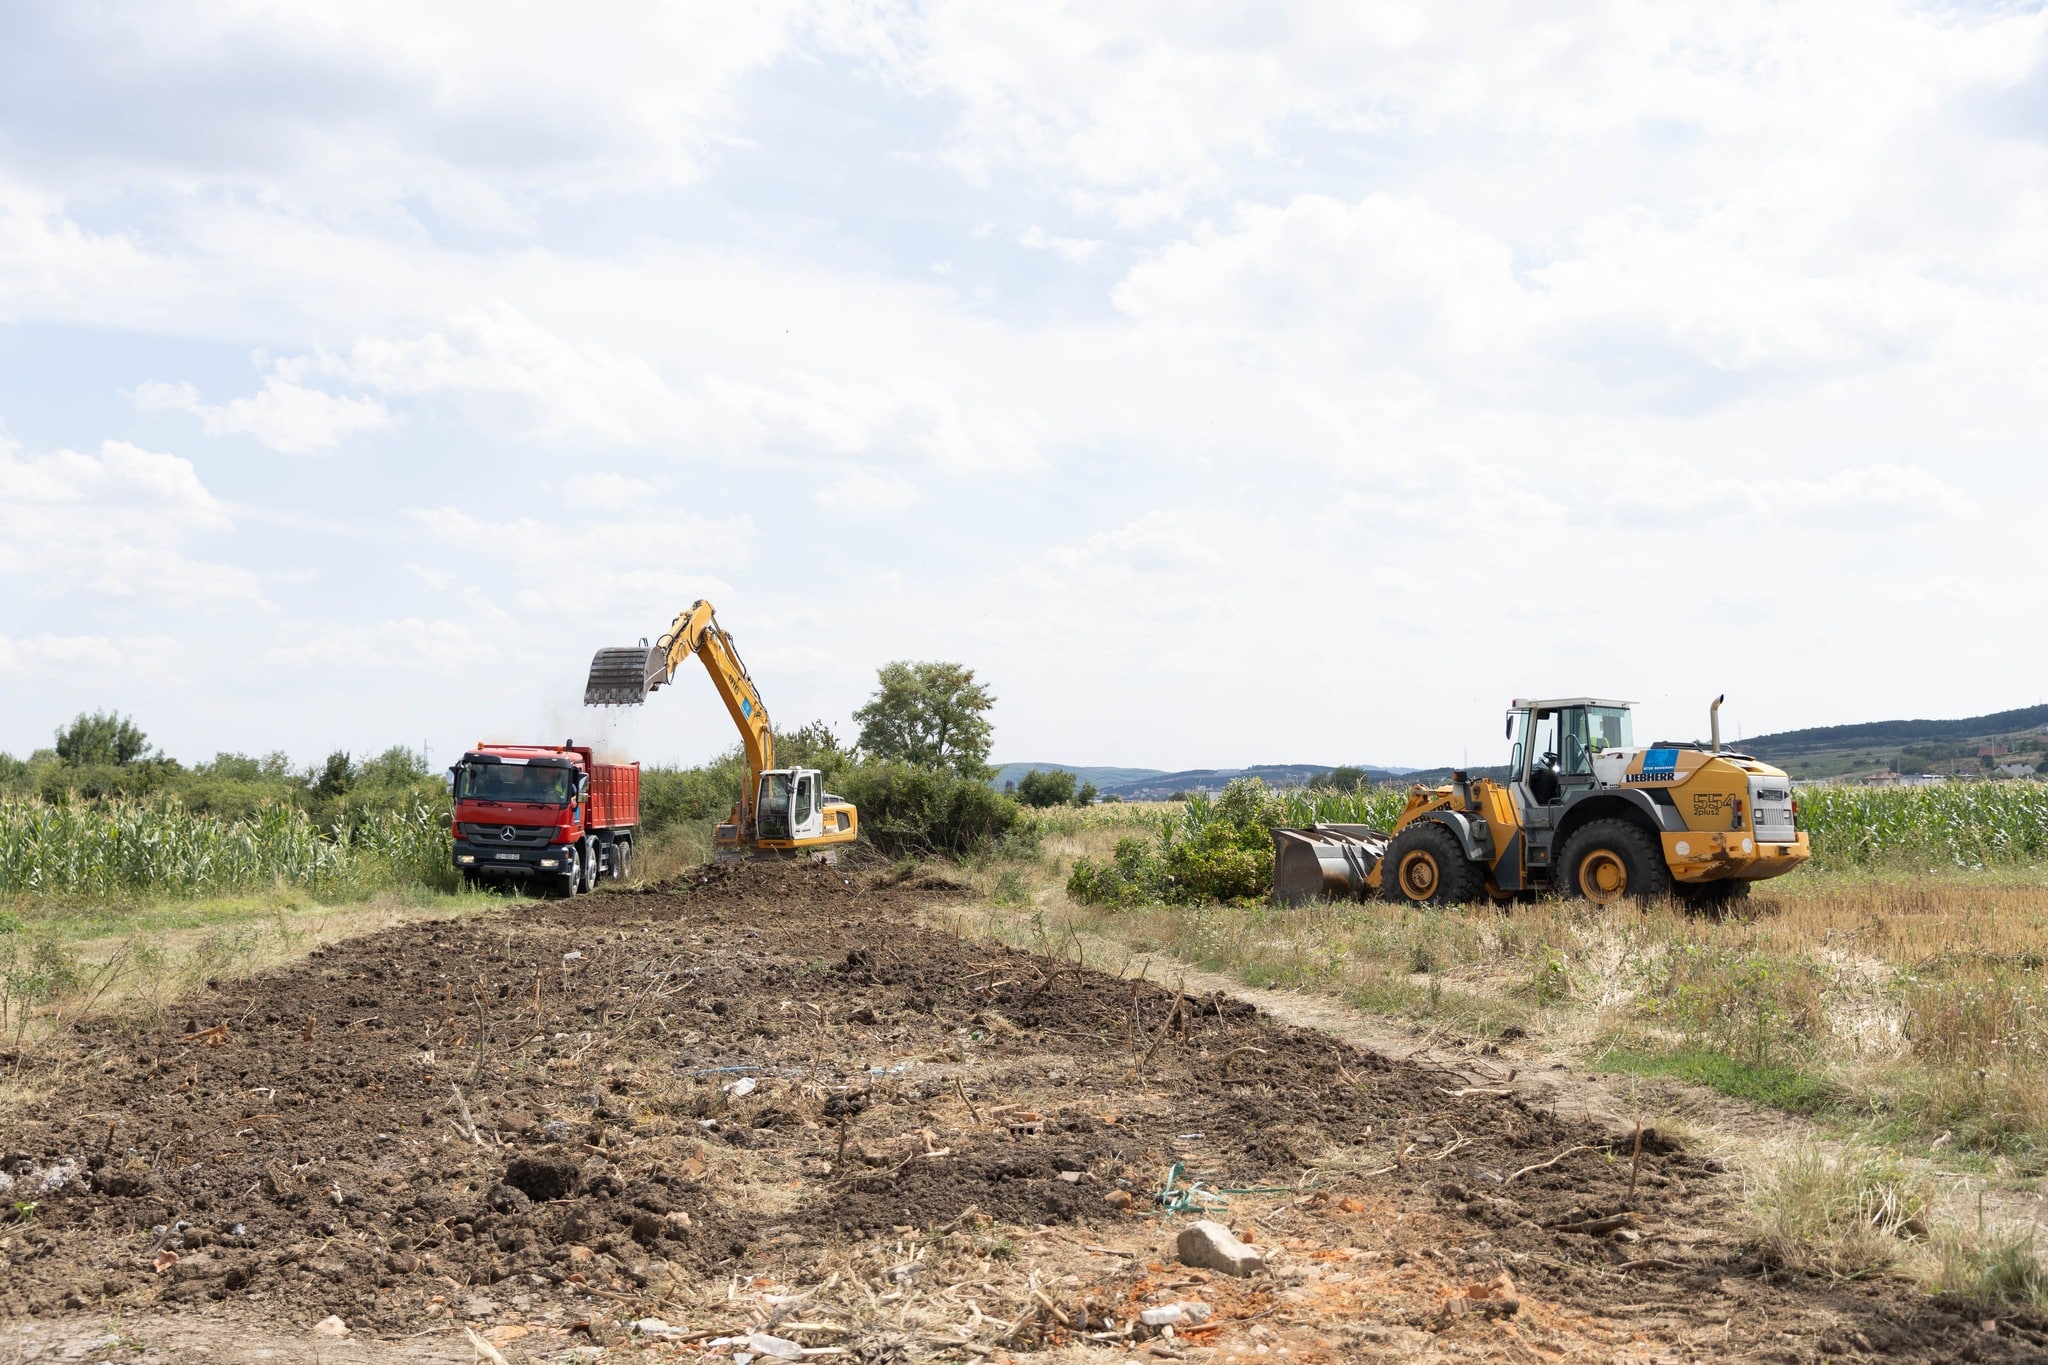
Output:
1662,830,1810,884
453,840,569,877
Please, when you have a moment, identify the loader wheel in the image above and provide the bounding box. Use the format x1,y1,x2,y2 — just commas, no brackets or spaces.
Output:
1558,819,1671,906
1675,879,1750,916
1383,822,1485,906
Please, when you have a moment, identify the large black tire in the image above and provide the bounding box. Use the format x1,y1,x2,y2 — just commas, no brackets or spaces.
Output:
610,837,633,881
1675,879,1751,916
581,839,600,893
553,845,581,899
1557,818,1671,905
1382,821,1486,906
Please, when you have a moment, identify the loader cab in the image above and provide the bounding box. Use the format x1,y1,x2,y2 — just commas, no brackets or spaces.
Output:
1507,698,1634,807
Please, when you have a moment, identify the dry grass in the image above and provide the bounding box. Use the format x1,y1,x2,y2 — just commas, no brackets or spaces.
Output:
946,815,2048,1308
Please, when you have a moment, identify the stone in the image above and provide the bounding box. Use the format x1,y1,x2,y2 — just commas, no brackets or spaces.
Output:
1175,1220,1265,1277
1104,1189,1134,1209
311,1316,349,1338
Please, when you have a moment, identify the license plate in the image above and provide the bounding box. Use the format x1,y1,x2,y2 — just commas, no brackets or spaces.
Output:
494,853,521,861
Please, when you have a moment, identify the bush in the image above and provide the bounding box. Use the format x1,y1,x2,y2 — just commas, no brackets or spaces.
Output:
1069,776,1283,908
1015,769,1078,808
839,762,1022,857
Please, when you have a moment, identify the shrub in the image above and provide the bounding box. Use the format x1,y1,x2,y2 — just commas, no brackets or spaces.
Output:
839,762,1022,857
1015,769,1078,808
1070,776,1284,908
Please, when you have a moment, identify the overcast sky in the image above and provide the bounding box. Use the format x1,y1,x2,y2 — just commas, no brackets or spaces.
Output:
3,1,2045,771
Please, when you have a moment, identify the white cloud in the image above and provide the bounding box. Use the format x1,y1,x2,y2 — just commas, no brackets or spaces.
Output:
0,436,263,605
815,470,921,513
1018,226,1103,262
562,472,660,507
0,633,179,677
265,617,499,671
135,376,391,453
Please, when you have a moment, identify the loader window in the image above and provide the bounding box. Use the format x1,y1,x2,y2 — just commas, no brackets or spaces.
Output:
456,762,571,806
794,773,814,826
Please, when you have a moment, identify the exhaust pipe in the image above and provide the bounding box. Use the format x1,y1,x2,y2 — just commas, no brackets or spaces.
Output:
1710,694,1725,752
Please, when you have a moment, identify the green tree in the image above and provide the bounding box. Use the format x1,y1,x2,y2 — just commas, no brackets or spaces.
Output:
315,751,357,797
54,711,152,766
1075,781,1098,806
853,661,996,778
1015,768,1078,808
1324,765,1368,792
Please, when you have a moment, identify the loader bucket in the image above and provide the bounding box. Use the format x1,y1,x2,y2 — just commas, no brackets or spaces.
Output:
1273,825,1389,905
583,645,671,706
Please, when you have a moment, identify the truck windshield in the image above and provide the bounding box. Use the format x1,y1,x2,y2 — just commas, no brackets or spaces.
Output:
457,763,571,805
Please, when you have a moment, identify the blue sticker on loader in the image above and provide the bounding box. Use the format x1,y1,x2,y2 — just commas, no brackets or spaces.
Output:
1628,747,1680,784
741,698,753,717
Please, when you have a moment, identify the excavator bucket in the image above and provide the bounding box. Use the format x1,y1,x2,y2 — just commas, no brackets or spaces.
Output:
583,645,671,706
1272,825,1389,905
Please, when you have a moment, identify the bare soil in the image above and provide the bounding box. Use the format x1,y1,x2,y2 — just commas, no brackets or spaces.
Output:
2,862,2042,1362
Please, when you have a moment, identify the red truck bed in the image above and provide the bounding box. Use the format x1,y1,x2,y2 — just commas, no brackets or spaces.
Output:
587,762,640,830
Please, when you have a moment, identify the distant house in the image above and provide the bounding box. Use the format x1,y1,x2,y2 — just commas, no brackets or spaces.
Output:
1979,744,2010,759
1997,763,2037,779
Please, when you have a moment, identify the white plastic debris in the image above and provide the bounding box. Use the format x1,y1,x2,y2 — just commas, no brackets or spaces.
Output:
745,1333,804,1359
632,1317,682,1337
1140,1301,1213,1328
311,1315,350,1338
723,1076,758,1098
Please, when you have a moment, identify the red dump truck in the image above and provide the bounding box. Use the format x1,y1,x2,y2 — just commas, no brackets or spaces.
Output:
448,743,639,896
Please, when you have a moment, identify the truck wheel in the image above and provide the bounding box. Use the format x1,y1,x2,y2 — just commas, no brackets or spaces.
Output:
581,839,600,893
1559,819,1671,906
611,838,633,880
554,847,581,899
1382,822,1484,906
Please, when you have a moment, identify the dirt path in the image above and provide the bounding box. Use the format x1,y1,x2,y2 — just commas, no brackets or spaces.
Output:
2,863,2040,1362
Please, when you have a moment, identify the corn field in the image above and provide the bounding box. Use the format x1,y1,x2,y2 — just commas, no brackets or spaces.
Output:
0,797,455,899
1795,782,2048,870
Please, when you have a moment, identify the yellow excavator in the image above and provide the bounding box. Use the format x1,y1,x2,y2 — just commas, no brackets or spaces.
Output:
1274,696,1810,908
583,601,859,863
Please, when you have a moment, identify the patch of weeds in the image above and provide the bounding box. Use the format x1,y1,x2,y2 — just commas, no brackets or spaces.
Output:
1748,1145,1928,1279
992,867,1030,910
1939,1223,2048,1311
1602,1046,1839,1116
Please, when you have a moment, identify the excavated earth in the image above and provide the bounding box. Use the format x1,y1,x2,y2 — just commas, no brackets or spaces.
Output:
2,861,2043,1362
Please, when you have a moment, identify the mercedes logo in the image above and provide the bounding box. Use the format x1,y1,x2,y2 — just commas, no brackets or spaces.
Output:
501,826,517,841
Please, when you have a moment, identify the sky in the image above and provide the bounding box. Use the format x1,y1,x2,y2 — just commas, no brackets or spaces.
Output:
2,1,2046,772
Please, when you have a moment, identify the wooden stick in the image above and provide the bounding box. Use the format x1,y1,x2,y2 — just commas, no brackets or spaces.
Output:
1627,1120,1644,1203
1504,1143,1597,1184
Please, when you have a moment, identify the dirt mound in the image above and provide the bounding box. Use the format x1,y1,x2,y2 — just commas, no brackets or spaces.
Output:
2,861,2040,1361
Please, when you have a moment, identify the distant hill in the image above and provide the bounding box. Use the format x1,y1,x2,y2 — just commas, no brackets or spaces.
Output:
1101,764,1408,799
989,764,1166,792
1742,702,2048,780
1744,704,2048,757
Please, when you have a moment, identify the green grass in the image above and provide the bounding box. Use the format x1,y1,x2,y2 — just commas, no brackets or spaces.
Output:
1600,1045,1840,1116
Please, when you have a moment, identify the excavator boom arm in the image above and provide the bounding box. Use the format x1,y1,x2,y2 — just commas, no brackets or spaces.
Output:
584,599,776,835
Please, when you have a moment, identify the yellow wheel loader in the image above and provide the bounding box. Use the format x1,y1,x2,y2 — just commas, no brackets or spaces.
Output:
583,600,858,864
1274,696,1809,908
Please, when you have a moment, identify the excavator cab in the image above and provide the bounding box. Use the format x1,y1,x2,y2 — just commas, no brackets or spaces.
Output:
755,769,830,843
